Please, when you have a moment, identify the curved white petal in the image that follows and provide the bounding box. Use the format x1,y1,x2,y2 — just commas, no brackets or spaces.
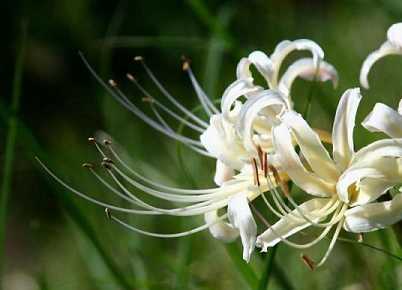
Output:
236,51,274,87
359,41,402,89
282,111,339,183
387,23,402,48
256,198,330,250
398,99,402,115
214,160,235,186
204,210,239,241
200,114,248,170
278,58,338,96
362,103,402,138
344,194,402,233
350,138,402,169
332,88,362,171
237,90,288,154
273,124,335,197
221,79,262,119
270,39,324,85
337,167,385,204
227,192,257,262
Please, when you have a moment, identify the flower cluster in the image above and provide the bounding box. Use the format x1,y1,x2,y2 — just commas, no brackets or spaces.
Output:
40,23,402,268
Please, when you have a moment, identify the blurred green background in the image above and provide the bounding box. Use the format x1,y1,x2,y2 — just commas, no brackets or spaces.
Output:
2,0,402,289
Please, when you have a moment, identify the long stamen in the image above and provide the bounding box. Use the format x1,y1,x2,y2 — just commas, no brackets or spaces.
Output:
182,59,219,115
127,73,205,133
134,56,209,128
78,53,212,157
315,217,345,268
106,143,220,194
108,209,228,238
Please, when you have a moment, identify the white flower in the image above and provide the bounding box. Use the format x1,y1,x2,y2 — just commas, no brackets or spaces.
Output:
360,23,402,89
256,88,402,267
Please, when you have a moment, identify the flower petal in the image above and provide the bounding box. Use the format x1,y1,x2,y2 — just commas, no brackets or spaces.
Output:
227,192,257,262
337,167,387,205
256,198,330,250
282,111,339,183
362,103,402,138
359,41,402,89
214,160,235,186
221,79,262,119
387,23,402,48
278,58,338,96
273,124,335,197
344,194,402,233
270,39,324,85
236,51,274,86
237,90,288,154
200,114,248,170
350,138,402,169
332,88,362,171
204,210,239,241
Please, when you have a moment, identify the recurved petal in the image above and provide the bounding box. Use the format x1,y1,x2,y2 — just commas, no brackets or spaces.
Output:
204,210,239,241
270,39,324,83
227,192,257,262
214,160,235,186
221,79,262,119
387,23,402,48
350,138,402,169
332,88,362,171
282,111,339,183
360,41,402,89
273,124,335,197
236,51,274,86
278,58,338,96
237,90,288,154
362,103,402,138
344,194,402,233
256,198,330,250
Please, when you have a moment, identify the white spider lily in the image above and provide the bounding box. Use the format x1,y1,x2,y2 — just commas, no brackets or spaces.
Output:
255,88,402,267
360,23,402,89
43,53,291,263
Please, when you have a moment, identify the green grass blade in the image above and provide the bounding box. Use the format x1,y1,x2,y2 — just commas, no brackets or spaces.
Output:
0,23,27,277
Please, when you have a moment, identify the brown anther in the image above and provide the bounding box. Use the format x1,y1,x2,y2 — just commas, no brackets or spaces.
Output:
102,157,113,164
142,96,154,103
357,233,364,243
103,139,112,146
182,61,190,71
263,152,268,177
301,254,316,271
257,146,264,170
105,208,112,220
126,73,135,81
252,158,260,187
88,137,96,144
82,162,94,169
101,161,113,170
134,56,143,61
108,79,117,87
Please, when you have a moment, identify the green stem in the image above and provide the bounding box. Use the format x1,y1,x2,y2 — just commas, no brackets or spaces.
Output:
0,23,26,277
257,247,277,290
